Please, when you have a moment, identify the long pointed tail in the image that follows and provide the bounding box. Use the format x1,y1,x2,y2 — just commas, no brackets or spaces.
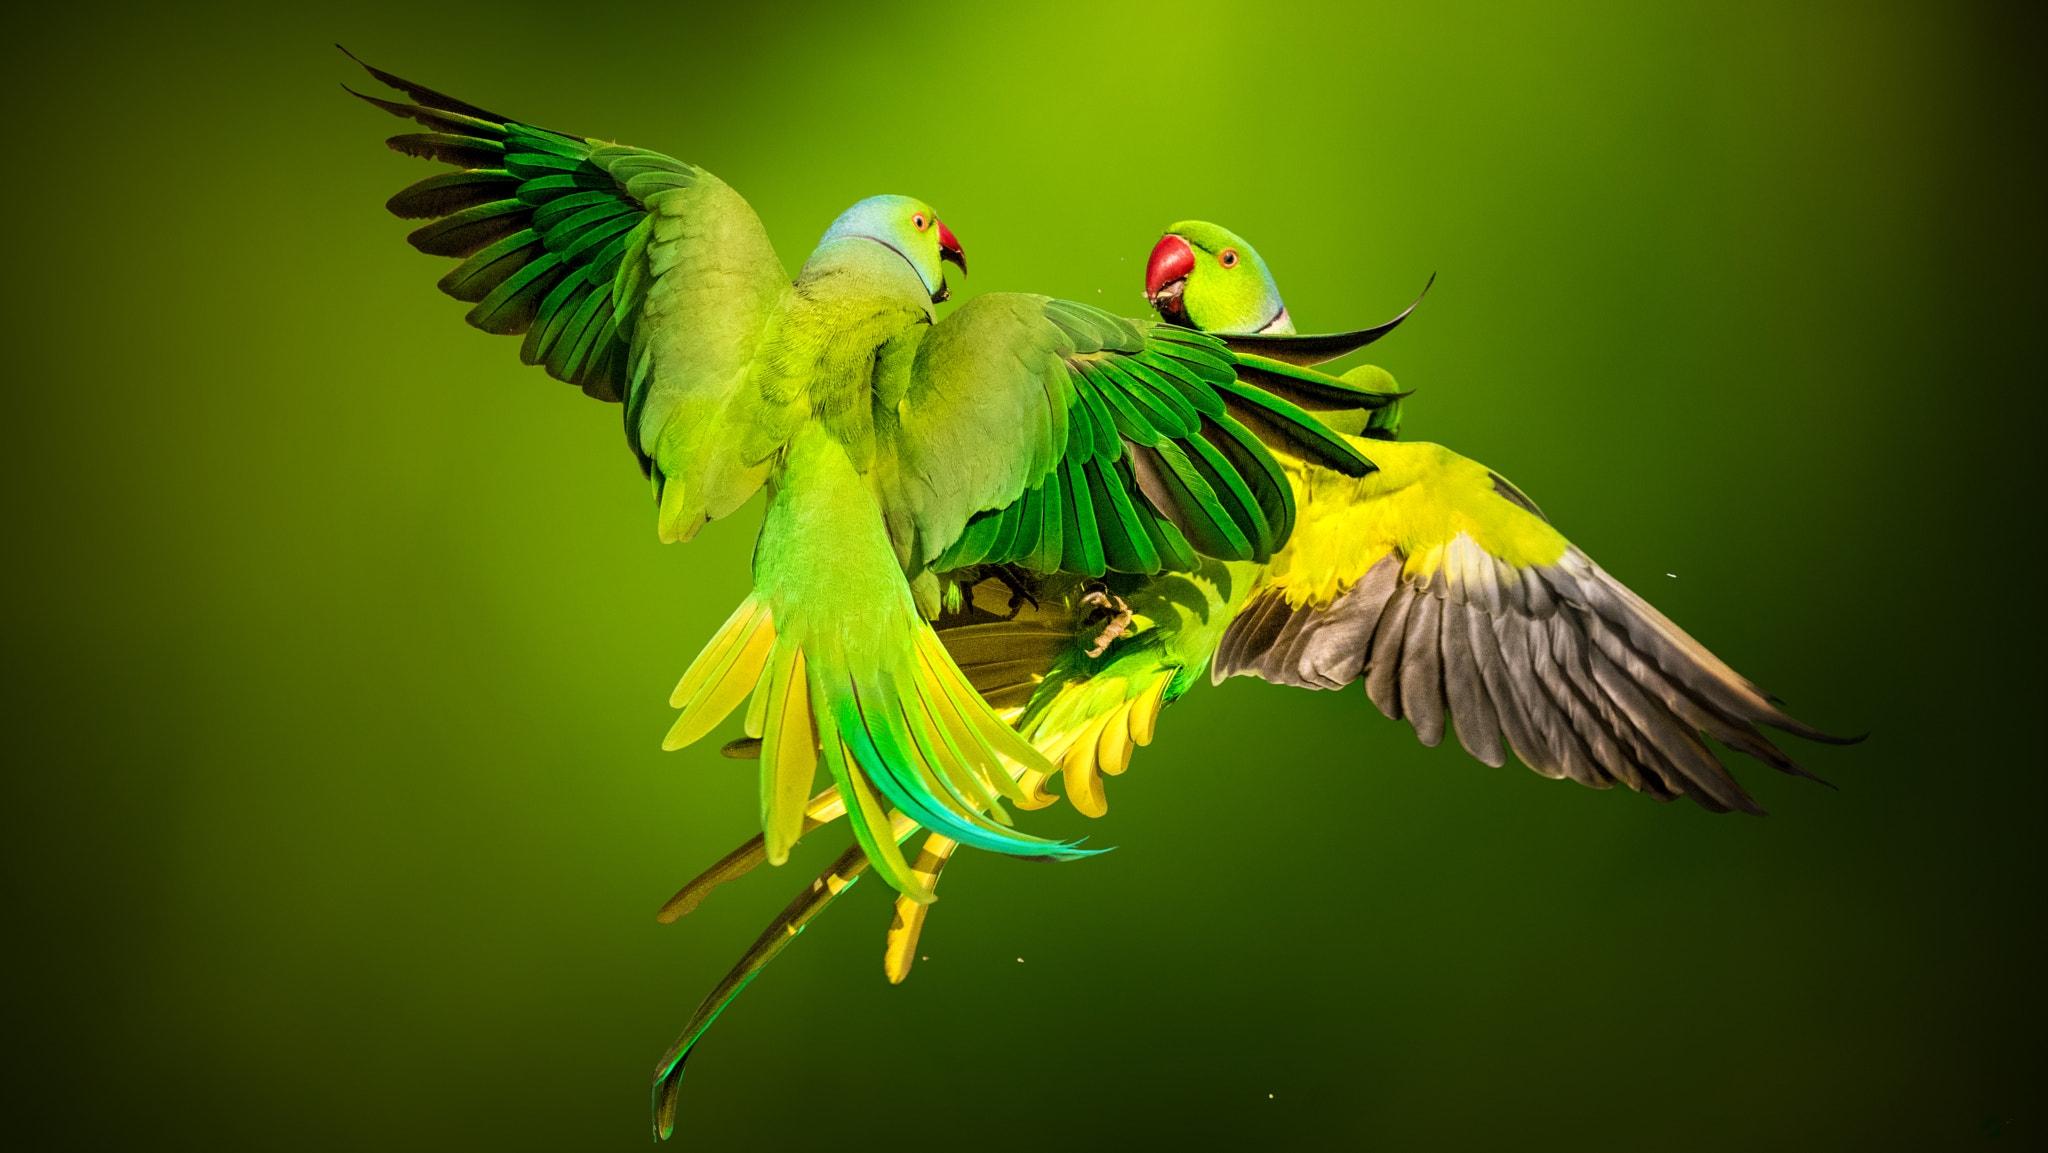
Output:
649,813,910,1139
659,649,1180,967
662,596,1091,895
650,615,1185,1138
661,427,1102,900
655,786,847,923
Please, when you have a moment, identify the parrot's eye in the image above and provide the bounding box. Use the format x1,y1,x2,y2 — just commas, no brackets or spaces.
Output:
913,213,929,231
1219,249,1239,268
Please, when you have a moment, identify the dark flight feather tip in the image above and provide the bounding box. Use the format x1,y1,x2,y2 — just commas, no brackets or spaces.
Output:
1216,273,1437,367
337,45,514,125
340,82,416,120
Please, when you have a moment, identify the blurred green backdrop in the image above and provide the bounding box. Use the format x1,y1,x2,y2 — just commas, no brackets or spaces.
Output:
4,1,2041,1149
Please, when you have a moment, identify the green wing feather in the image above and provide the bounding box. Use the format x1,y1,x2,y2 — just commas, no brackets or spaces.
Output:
353,81,655,407
895,296,1384,579
349,54,788,509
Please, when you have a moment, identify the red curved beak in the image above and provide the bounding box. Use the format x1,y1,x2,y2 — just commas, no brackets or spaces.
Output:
1145,233,1195,300
937,220,966,274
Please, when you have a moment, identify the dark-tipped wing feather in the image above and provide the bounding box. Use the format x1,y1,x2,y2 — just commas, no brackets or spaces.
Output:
1214,443,1851,813
347,53,789,477
897,297,1401,580
1212,274,1435,367
350,63,662,407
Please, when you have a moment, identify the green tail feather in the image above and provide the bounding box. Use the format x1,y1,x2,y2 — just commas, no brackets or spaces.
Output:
651,826,900,1140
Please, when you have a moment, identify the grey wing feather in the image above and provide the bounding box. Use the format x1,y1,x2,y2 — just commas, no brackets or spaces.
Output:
1213,539,1851,813
1365,586,1414,720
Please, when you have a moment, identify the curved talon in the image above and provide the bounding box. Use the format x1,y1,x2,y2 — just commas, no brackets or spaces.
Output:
990,564,1039,621
1080,585,1133,658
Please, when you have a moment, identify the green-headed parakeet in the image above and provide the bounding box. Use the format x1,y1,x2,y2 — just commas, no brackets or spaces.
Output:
886,222,1850,972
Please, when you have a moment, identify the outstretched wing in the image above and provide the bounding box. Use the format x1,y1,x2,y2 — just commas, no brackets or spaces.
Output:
348,54,787,493
1213,439,1853,813
886,295,1401,579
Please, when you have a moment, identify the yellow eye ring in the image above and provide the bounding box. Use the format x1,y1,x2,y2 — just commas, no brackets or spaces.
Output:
913,213,929,231
1219,249,1239,268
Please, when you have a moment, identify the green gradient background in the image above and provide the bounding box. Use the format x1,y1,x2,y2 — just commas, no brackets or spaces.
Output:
4,2,2041,1149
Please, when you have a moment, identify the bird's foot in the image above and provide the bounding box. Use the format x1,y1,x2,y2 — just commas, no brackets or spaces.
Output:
990,565,1039,621
1080,584,1133,658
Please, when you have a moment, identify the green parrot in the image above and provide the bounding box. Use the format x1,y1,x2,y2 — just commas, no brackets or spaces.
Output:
650,220,1850,1121
1140,222,1850,782
345,58,1418,1134
887,222,1849,960
934,221,1850,863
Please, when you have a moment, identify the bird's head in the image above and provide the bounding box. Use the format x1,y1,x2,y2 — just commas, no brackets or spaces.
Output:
819,194,966,303
1143,221,1290,335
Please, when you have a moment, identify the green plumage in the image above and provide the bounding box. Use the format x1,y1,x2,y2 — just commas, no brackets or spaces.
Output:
632,207,1854,1145
358,85,676,415
358,54,1374,867
924,302,1370,577
350,58,1436,1140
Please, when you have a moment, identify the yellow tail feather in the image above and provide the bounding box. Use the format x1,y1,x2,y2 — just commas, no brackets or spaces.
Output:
1128,675,1169,746
664,599,777,751
823,728,933,903
667,599,762,710
760,647,816,863
913,633,1037,807
1097,701,1136,776
1059,711,1113,818
883,833,958,984
1013,767,1062,810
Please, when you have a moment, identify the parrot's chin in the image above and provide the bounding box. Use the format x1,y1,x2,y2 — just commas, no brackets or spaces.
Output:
930,278,951,305
1148,278,1188,322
